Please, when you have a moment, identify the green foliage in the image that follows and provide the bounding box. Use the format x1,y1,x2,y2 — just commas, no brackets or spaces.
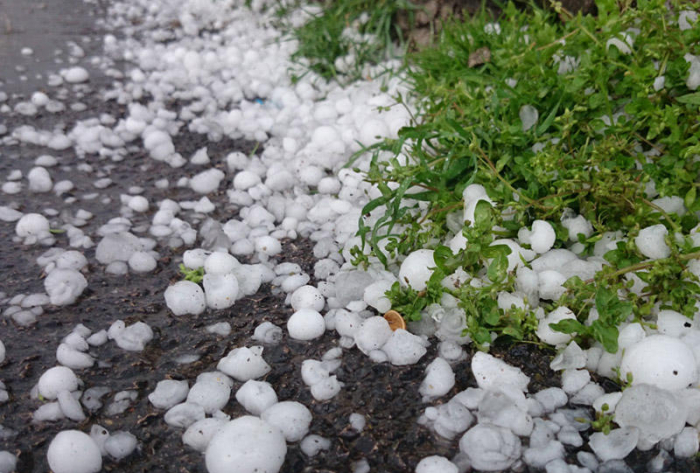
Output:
180,264,204,284
283,0,418,81
354,0,700,350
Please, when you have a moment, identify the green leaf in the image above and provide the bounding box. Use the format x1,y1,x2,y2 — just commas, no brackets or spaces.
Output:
677,92,700,106
591,321,619,353
685,187,697,210
487,253,508,283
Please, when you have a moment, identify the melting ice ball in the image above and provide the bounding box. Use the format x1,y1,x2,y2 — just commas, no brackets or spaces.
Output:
47,430,102,473
205,416,286,473
620,334,697,390
398,250,435,291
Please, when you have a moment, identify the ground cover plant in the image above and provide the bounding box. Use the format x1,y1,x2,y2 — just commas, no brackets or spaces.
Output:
349,0,700,353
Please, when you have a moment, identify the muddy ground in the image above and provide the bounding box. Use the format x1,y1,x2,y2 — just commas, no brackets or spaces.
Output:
0,1,699,472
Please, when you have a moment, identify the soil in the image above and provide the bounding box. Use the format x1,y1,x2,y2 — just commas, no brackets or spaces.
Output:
0,1,698,473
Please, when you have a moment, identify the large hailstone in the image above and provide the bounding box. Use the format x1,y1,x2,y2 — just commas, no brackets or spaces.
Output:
459,423,521,471
44,269,88,305
164,281,206,316
205,416,287,473
37,366,79,400
398,249,435,291
47,430,102,473
620,335,697,390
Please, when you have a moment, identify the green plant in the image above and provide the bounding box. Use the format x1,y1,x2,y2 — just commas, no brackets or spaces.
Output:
180,264,204,284
352,0,700,350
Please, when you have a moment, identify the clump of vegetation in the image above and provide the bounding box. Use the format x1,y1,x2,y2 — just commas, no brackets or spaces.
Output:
279,0,418,81
352,0,700,350
180,264,205,284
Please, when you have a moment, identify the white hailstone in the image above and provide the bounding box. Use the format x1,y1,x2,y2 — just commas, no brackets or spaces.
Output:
56,343,94,369
105,431,137,460
291,285,325,312
149,380,189,410
382,329,429,366
62,67,90,83
674,427,699,458
0,339,4,364
363,279,394,313
537,270,568,301
108,321,154,352
217,347,271,381
615,384,688,446
561,214,593,241
34,402,65,422
398,249,435,291
606,33,633,54
620,334,697,390
28,167,53,192
204,251,240,275
255,236,282,256
535,307,576,346
183,418,227,452
252,321,283,344
37,367,79,400
191,147,210,165
233,171,261,190
164,281,206,316
261,401,313,443
205,416,287,473
420,358,455,401
459,423,521,471
635,224,670,260
190,169,225,194
0,206,23,222
164,402,206,428
354,316,393,355
57,390,86,421
183,249,209,269
527,220,556,254
187,380,231,414
359,119,389,145
0,451,17,473
128,195,149,212
47,430,101,473
56,251,88,271
472,352,530,392
44,268,88,306
679,10,698,30
287,308,326,341
15,213,50,239
235,380,278,416
520,105,539,132
203,273,239,310
415,456,459,473
657,310,694,338
334,310,363,338
300,435,331,457
128,251,157,273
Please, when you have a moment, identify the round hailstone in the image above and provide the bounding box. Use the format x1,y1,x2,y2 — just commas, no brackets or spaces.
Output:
128,195,149,212
535,306,576,345
47,430,102,473
217,347,271,381
28,167,53,192
164,281,206,316
190,168,225,194
255,236,282,256
203,273,239,310
38,366,79,400
148,379,189,410
459,423,521,471
205,416,287,473
354,316,393,355
186,380,231,414
261,401,313,443
62,67,89,83
620,334,697,390
290,285,325,312
235,380,278,416
44,268,88,306
204,251,240,275
128,251,157,273
15,213,50,238
183,418,227,452
287,308,325,341
398,250,435,291
635,224,670,260
529,220,556,254
416,456,459,473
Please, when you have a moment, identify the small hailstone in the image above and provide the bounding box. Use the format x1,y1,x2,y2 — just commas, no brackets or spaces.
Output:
382,329,428,366
38,366,79,400
183,418,227,452
255,236,282,256
287,308,326,341
128,195,149,212
606,33,633,54
44,268,87,306
205,416,286,473
107,321,153,351
28,167,53,192
471,351,530,392
187,379,231,414
217,347,271,381
261,401,313,442
164,402,206,428
674,427,699,458
398,249,435,291
164,281,206,316
233,171,261,190
0,451,17,473
206,322,232,336
459,424,521,471
349,413,366,432
128,251,157,273
62,66,90,83
420,358,455,401
536,306,576,345
354,316,392,355
203,273,239,310
363,279,393,313
15,213,51,240
520,105,539,132
679,10,698,30
235,380,278,416
0,340,5,364
190,147,210,165
300,435,330,457
47,430,102,473
290,285,325,312
148,380,189,410
589,428,639,462
57,390,86,421
415,456,459,473
527,220,556,253
252,321,283,344
635,224,670,260
105,431,137,460
204,251,240,275
190,168,225,194
56,343,94,369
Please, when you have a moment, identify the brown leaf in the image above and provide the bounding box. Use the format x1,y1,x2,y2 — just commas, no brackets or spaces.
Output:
468,47,491,68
